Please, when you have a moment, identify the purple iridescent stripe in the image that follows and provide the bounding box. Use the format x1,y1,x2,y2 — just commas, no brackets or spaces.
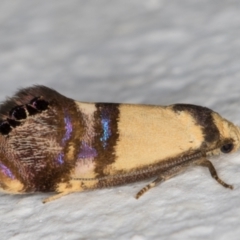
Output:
0,163,15,179
62,112,73,144
57,153,64,165
100,110,111,148
78,141,97,159
56,111,73,165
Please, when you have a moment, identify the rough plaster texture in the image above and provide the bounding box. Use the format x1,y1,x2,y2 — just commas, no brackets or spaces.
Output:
0,1,240,239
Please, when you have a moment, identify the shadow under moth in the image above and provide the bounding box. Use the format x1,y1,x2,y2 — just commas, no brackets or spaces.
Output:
0,85,239,203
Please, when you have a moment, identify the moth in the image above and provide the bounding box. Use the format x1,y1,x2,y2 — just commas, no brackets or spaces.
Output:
0,85,239,203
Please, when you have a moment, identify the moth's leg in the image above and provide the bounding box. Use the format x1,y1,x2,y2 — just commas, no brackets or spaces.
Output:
42,180,95,203
195,158,233,189
136,164,186,199
136,176,164,199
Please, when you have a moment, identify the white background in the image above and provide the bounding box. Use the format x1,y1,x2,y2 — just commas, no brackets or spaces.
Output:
0,1,240,239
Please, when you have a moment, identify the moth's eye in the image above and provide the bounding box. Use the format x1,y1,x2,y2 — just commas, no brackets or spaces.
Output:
30,97,49,111
9,106,27,120
0,121,11,135
221,143,234,153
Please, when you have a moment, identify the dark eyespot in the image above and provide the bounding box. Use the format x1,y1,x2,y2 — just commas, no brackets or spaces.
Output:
7,118,21,128
221,143,234,153
26,104,39,115
0,121,11,135
30,97,49,111
9,106,27,120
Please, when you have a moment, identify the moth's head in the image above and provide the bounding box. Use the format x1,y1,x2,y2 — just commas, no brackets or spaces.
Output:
0,85,78,193
212,112,240,155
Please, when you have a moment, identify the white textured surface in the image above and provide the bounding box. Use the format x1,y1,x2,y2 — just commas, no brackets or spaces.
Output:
1,1,240,239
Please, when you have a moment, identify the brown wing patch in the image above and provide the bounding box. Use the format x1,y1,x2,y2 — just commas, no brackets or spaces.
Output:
172,104,220,143
93,103,120,178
